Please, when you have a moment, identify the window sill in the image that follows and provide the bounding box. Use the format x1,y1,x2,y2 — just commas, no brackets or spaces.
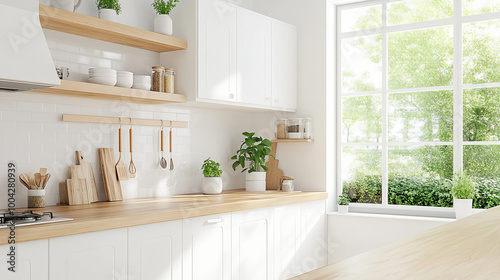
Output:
332,203,484,219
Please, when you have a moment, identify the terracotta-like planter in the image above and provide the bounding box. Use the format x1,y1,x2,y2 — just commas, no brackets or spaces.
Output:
202,177,223,195
154,14,173,35
454,198,472,219
245,172,266,192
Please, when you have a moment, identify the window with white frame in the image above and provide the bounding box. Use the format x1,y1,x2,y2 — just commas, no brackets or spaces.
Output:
338,0,500,209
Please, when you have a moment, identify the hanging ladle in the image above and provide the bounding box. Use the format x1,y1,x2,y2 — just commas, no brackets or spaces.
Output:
160,120,168,169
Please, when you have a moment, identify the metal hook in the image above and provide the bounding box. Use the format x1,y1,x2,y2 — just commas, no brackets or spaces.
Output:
161,120,164,130
170,120,173,128
129,117,133,128
119,117,122,128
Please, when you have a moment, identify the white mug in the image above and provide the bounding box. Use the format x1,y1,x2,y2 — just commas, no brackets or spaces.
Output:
49,0,81,12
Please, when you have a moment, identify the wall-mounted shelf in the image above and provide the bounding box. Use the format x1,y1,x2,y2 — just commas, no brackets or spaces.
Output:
39,4,187,53
271,139,314,143
30,80,186,104
63,114,188,128
266,138,314,190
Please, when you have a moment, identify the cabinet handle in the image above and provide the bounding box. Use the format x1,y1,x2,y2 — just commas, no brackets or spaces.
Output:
206,218,223,224
229,94,235,99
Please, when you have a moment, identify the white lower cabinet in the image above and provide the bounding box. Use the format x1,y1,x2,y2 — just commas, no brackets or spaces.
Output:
49,228,127,280
0,239,48,280
128,220,182,280
298,200,327,275
183,214,231,280
231,208,274,280
273,204,302,280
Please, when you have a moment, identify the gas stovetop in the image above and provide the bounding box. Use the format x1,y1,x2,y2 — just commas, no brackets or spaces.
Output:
0,210,73,228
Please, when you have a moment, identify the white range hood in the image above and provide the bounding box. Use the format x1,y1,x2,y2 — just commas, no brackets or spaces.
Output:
0,0,60,91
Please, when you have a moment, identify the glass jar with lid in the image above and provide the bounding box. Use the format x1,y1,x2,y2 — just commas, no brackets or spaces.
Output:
151,66,164,92
286,118,304,139
276,118,287,139
303,118,312,139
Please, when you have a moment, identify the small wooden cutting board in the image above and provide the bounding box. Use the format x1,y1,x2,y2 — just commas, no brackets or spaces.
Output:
66,178,90,205
98,148,123,202
75,151,99,202
59,181,69,205
69,165,94,203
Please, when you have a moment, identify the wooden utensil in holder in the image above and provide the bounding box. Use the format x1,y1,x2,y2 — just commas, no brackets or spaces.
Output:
21,168,51,208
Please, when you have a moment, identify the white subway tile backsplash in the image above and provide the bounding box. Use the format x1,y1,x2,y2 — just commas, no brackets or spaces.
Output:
3,111,31,122
43,103,57,113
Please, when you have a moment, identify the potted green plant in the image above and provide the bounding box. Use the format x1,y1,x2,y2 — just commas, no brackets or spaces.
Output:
96,0,121,22
451,171,475,219
231,132,273,192
337,194,350,213
152,0,180,35
201,158,223,195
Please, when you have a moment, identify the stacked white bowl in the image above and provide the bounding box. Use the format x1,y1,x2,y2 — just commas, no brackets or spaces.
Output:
88,68,117,86
116,71,134,88
133,75,152,90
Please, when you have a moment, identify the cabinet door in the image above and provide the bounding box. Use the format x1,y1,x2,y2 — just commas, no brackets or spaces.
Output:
232,208,274,280
128,220,182,280
183,214,231,280
237,8,273,106
49,228,127,280
272,21,297,111
298,200,327,275
274,204,301,280
0,239,48,280
198,0,237,102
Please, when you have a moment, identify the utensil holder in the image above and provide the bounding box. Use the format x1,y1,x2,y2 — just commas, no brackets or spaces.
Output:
28,190,46,208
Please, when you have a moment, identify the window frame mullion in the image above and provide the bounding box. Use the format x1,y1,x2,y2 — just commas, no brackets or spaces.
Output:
381,2,389,206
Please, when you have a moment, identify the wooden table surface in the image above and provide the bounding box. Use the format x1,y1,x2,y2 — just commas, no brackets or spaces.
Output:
291,205,500,280
0,189,327,245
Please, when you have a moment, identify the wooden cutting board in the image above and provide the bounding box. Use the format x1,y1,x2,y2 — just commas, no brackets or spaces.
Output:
75,151,99,202
98,148,123,202
66,178,90,205
59,181,69,205
265,142,284,190
69,165,94,203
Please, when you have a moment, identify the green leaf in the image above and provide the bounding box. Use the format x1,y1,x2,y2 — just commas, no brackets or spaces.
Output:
232,161,239,171
242,132,255,137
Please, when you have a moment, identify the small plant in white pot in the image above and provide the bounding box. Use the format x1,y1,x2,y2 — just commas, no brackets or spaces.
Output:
451,171,475,219
152,0,180,36
96,0,121,22
337,194,350,214
231,132,273,192
201,158,223,195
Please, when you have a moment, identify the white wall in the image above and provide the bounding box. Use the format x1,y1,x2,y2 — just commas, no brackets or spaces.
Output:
328,213,453,263
0,1,274,209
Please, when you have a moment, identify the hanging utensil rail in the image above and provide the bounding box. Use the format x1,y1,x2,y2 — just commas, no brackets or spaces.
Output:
62,114,188,128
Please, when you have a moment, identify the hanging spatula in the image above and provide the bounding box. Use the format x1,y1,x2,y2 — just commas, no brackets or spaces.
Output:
115,126,129,181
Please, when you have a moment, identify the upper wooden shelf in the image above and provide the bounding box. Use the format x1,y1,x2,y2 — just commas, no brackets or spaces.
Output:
39,4,187,52
31,80,187,105
272,139,314,143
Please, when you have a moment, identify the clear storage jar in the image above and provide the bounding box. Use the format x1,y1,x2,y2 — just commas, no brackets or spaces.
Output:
164,68,175,93
286,118,304,139
303,118,312,139
151,66,165,92
276,118,287,139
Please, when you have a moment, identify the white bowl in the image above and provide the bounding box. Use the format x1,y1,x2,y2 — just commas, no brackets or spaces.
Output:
89,73,117,78
89,77,117,86
116,77,133,88
117,71,133,77
132,83,151,90
89,68,116,74
134,75,151,83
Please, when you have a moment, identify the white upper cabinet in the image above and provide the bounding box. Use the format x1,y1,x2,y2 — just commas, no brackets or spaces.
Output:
162,0,297,111
198,0,237,102
272,21,298,111
183,214,231,280
237,8,273,106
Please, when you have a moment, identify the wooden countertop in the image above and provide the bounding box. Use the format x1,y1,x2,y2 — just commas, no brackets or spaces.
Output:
0,190,326,245
291,205,500,280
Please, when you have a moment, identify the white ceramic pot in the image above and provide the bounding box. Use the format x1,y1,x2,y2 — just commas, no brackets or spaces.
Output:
338,205,349,214
245,172,266,192
99,9,118,22
454,198,473,219
202,177,223,195
154,14,173,36
50,0,81,12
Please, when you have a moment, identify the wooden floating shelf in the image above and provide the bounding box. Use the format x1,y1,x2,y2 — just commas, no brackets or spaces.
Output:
31,80,187,105
62,114,188,128
271,139,314,143
39,4,187,53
